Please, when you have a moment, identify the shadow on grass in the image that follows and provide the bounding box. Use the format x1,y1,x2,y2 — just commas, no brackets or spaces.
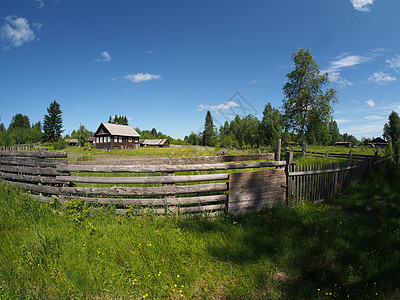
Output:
178,163,400,299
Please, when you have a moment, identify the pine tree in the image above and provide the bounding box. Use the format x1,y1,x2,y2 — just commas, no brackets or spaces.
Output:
43,100,63,142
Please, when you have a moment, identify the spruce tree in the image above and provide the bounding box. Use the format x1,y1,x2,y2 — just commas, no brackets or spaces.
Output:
202,111,216,147
43,100,63,142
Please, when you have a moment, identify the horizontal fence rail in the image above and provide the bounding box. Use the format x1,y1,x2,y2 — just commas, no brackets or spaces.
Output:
0,143,42,152
293,149,376,160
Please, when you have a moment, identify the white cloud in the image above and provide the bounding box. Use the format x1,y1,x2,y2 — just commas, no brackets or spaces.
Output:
350,0,374,12
94,51,111,62
328,72,353,88
364,115,384,120
323,53,372,88
366,99,375,107
326,53,371,72
145,50,154,54
1,16,40,48
197,101,240,112
246,79,269,85
368,71,396,85
335,118,352,124
36,0,44,8
386,54,400,69
123,72,162,83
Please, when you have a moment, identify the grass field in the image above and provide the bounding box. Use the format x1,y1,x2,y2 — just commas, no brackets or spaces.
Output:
1,160,399,299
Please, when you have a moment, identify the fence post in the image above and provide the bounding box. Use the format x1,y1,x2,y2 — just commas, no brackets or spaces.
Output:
275,139,281,162
326,150,329,159
285,151,294,203
349,150,353,160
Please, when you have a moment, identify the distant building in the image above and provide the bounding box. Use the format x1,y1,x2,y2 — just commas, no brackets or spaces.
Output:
368,137,389,148
140,139,170,147
94,122,140,150
334,142,352,148
65,138,79,147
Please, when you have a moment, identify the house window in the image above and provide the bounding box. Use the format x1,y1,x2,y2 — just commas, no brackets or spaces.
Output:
114,136,117,142
128,138,132,143
96,137,99,143
100,137,103,143
119,137,122,143
108,136,111,143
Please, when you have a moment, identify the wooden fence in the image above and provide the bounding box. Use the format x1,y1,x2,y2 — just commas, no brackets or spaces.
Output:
0,143,42,151
293,149,376,161
0,148,386,215
286,152,387,203
0,150,286,216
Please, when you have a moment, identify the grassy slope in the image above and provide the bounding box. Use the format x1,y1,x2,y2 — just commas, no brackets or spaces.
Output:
1,161,400,299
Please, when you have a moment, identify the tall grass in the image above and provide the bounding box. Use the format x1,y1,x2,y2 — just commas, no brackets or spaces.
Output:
1,162,399,299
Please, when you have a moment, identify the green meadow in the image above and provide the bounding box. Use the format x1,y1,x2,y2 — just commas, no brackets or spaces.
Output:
1,154,400,299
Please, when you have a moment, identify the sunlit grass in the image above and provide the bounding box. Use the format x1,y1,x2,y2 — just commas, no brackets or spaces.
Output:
1,162,400,299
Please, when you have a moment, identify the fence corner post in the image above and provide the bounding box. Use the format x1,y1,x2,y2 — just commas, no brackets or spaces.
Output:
326,150,329,159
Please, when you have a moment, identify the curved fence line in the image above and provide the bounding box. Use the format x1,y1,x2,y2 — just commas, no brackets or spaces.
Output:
0,146,386,215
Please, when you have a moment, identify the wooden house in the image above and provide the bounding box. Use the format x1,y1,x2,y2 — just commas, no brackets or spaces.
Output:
368,137,389,148
334,142,352,148
94,122,140,150
140,139,170,147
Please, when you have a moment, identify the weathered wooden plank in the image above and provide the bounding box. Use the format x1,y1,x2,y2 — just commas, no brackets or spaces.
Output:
0,165,67,176
56,173,229,184
0,150,67,158
115,206,226,216
288,165,358,176
0,172,64,184
69,154,276,165
2,180,63,194
69,194,227,206
228,169,286,214
58,161,286,173
65,183,228,196
3,180,228,196
0,157,67,167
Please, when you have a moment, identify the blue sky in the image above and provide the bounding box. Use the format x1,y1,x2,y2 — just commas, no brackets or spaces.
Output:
1,0,400,140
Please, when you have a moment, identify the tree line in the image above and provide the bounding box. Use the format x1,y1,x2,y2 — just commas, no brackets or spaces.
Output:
186,48,361,150
0,100,64,148
185,106,360,149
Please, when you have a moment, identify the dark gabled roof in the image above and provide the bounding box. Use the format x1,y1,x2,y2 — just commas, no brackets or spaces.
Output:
94,123,140,137
370,137,388,144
